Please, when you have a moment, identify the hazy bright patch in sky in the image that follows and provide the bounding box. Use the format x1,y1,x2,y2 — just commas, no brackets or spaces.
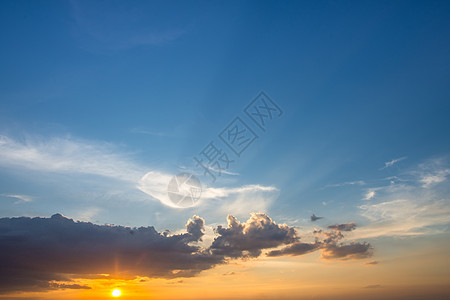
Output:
0,0,450,299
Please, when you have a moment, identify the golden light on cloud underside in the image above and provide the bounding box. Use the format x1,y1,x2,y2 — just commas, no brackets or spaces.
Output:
112,289,121,297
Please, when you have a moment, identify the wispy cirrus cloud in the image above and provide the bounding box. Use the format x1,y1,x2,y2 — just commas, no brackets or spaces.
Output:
0,135,144,182
358,198,450,238
380,157,407,170
325,180,366,188
137,171,277,210
420,169,450,188
356,158,450,239
0,134,277,210
1,194,34,204
69,0,187,52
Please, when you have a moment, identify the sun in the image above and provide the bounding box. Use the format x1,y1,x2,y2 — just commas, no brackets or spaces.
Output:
112,289,121,297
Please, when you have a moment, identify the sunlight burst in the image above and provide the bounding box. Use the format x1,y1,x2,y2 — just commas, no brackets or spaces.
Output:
112,289,121,297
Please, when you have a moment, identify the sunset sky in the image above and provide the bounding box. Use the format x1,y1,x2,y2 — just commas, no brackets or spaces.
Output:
1,1,450,299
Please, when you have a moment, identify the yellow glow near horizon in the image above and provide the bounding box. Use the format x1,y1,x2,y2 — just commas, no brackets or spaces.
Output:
112,289,121,297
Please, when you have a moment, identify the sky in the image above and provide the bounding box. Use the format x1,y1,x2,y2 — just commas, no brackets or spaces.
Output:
1,0,450,299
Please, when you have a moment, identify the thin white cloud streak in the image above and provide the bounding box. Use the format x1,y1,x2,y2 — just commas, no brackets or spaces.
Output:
357,198,450,239
201,186,279,219
380,156,407,170
202,185,278,199
0,135,145,182
325,180,365,188
206,167,240,176
138,171,278,209
69,1,186,52
420,169,450,188
130,128,173,137
1,194,34,204
0,135,278,210
356,158,450,239
137,171,176,207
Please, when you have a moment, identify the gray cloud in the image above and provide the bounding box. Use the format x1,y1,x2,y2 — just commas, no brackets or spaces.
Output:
0,213,372,294
0,213,219,293
48,283,91,290
327,222,356,232
268,223,372,260
311,214,323,222
267,242,320,257
321,242,372,260
185,216,205,242
210,213,297,258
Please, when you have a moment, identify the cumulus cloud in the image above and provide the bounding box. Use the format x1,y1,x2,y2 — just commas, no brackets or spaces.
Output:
185,216,205,242
268,223,371,260
210,213,297,258
0,213,372,293
0,213,218,293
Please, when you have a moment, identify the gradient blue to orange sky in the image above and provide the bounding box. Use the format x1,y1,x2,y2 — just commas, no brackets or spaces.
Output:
1,1,450,299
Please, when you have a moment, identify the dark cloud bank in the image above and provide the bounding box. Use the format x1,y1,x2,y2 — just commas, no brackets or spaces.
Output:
0,213,372,293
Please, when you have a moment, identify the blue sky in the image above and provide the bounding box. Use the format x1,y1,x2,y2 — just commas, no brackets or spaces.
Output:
1,1,450,298
1,0,450,232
